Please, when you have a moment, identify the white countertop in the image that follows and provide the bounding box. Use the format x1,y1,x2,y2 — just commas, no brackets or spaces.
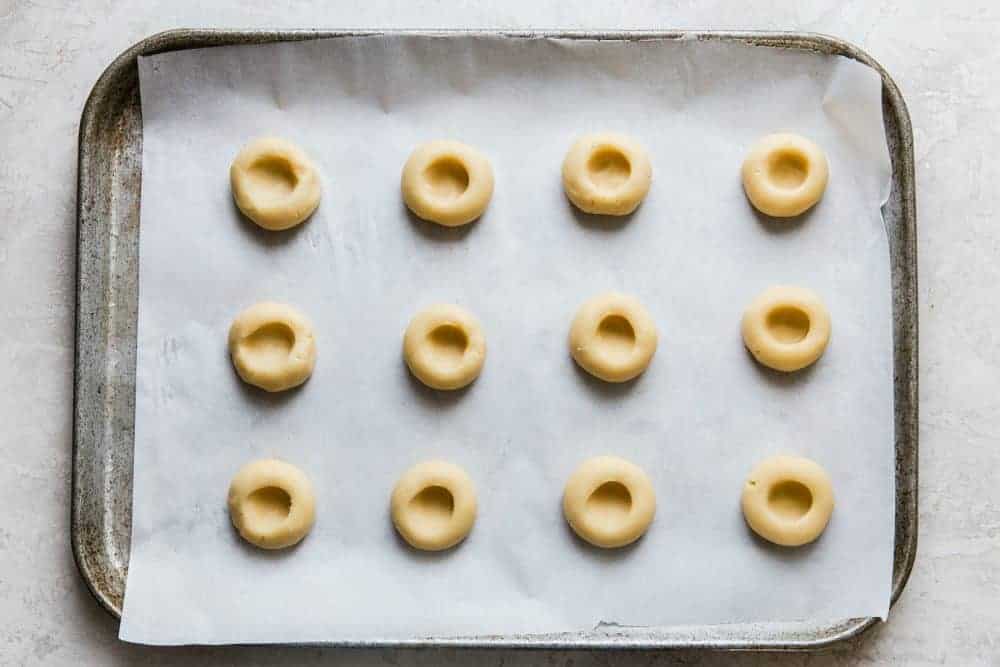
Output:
1,1,997,665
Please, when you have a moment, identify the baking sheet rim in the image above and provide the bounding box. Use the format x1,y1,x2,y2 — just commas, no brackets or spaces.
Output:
72,27,918,651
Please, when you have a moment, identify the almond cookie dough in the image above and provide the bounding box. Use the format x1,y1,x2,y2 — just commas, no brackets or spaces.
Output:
563,456,656,549
403,304,486,390
229,302,317,392
401,140,494,226
741,133,829,217
391,461,477,551
741,455,834,547
230,137,321,230
562,133,652,216
741,286,831,372
569,292,658,383
228,459,316,550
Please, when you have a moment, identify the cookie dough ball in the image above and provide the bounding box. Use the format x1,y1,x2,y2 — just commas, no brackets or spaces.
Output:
563,456,656,549
569,292,658,383
229,302,317,392
403,304,486,390
562,133,652,216
741,286,831,372
741,133,829,217
228,459,316,550
741,455,834,547
391,461,477,551
230,137,321,230
401,140,494,226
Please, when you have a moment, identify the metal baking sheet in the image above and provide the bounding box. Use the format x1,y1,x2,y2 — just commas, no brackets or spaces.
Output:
72,29,917,651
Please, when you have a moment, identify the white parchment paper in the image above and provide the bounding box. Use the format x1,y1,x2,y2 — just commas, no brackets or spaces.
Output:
121,35,894,645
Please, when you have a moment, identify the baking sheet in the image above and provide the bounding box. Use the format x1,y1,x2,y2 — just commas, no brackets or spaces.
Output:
121,34,893,645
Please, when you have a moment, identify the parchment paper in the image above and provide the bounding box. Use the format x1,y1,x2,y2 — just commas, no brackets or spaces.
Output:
121,35,894,645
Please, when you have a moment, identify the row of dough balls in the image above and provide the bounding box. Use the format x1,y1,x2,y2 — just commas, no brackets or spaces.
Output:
230,132,829,231
228,287,831,393
228,454,834,551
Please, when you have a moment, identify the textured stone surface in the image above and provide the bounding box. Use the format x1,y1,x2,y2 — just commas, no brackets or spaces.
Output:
1,1,997,665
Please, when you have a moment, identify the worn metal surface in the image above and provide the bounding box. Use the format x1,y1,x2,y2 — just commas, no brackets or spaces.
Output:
72,28,917,651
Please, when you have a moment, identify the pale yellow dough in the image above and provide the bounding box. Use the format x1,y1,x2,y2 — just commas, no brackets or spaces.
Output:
401,140,494,226
569,292,658,383
562,133,652,216
563,456,656,549
741,133,829,217
228,459,316,550
229,302,317,392
230,137,321,230
741,286,831,372
403,304,486,390
391,461,477,551
741,455,834,547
